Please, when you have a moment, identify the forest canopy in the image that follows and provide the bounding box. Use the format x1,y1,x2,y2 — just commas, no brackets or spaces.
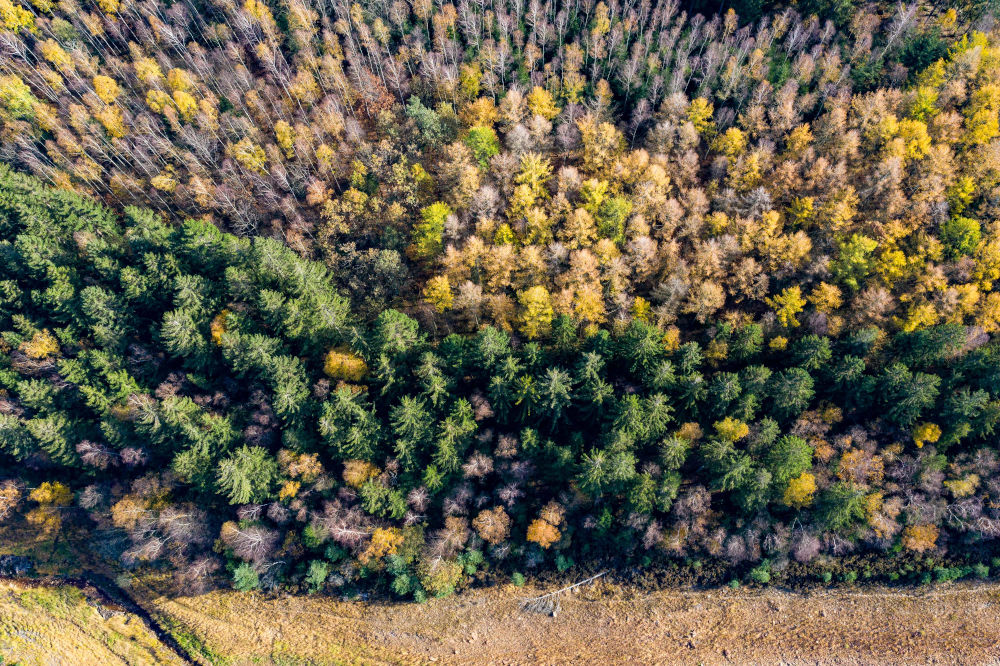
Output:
0,0,999,598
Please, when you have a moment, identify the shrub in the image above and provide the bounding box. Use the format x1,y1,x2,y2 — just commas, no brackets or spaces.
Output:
555,555,574,573
305,560,330,593
749,563,772,585
232,564,260,592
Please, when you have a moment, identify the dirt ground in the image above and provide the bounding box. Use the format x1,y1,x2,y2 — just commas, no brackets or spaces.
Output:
142,579,1000,665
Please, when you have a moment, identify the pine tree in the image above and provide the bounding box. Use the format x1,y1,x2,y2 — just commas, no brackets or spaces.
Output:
217,446,278,504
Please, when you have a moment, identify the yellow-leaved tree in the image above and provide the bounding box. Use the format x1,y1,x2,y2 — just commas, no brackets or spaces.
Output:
517,285,554,339
423,275,454,313
26,482,73,552
901,524,939,553
783,472,817,508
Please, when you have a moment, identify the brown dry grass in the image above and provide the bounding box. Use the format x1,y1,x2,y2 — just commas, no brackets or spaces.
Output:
137,579,1000,665
4,515,1000,666
0,579,185,666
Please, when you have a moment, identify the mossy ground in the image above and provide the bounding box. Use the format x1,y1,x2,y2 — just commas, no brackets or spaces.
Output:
0,580,185,665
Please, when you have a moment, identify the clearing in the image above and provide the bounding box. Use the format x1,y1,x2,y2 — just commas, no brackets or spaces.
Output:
3,553,1000,665
138,578,1000,665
